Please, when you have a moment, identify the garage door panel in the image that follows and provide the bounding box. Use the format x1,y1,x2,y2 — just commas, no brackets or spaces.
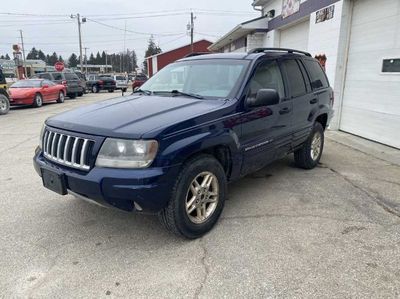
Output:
340,0,400,148
279,20,310,51
343,81,400,115
341,106,400,149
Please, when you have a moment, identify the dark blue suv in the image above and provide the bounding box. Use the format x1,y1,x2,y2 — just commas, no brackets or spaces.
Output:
34,48,334,238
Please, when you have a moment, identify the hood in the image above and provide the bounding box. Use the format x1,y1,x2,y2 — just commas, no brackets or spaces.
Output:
46,94,227,139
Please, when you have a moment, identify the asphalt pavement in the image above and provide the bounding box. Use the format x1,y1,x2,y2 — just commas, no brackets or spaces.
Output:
1,91,399,298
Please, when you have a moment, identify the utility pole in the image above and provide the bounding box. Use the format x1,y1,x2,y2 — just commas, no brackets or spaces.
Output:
190,11,194,53
123,21,127,73
71,13,84,72
83,47,89,74
105,50,108,73
19,30,27,77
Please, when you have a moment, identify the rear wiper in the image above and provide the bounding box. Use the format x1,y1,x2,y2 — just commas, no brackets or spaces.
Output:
132,89,152,95
169,90,204,99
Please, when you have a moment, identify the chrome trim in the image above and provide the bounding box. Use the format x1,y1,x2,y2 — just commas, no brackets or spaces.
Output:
43,129,94,171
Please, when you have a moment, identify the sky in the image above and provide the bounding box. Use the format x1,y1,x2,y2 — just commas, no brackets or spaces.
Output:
0,0,259,67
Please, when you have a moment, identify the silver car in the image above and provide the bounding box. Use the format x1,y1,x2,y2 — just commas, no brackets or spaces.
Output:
112,75,128,92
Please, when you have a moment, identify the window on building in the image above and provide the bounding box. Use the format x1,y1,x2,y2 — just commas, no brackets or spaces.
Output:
382,58,400,73
303,59,329,89
281,59,307,97
249,60,285,99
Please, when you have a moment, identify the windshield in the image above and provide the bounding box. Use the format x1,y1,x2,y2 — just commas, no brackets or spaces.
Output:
11,80,42,88
140,59,249,98
116,76,126,80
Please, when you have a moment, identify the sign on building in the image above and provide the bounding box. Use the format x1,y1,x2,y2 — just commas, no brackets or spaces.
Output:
282,0,300,19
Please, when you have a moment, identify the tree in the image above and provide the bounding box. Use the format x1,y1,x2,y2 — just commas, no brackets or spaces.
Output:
89,53,95,64
26,47,39,60
5,54,10,60
47,52,58,65
68,53,79,68
58,55,64,63
0,55,4,59
95,52,101,65
143,36,162,75
101,51,106,65
38,50,46,62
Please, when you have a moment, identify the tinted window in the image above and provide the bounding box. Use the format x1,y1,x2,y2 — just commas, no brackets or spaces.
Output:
249,60,284,99
116,76,126,80
52,72,63,80
65,73,79,80
38,73,52,80
303,60,329,89
11,80,42,88
43,80,56,86
282,60,307,97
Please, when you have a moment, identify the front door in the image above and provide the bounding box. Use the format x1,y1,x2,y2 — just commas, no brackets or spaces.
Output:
239,59,293,175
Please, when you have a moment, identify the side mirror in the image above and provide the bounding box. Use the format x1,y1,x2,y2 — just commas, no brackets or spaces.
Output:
42,85,49,89
247,89,280,108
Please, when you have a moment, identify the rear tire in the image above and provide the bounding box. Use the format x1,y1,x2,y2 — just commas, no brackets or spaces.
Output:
294,122,324,169
158,154,227,239
78,92,83,97
69,93,77,99
0,94,10,115
108,89,114,93
92,85,99,93
32,93,43,108
56,91,65,103
122,88,127,92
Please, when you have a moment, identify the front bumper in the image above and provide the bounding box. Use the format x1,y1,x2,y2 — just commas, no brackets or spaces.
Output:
9,96,33,105
33,148,180,213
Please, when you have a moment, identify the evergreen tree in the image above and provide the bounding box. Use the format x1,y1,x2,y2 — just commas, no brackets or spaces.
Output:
95,52,101,64
58,55,64,63
0,55,4,59
38,50,46,62
5,54,10,60
143,36,162,75
101,51,106,65
47,52,58,65
26,47,39,60
68,53,79,68
89,53,95,64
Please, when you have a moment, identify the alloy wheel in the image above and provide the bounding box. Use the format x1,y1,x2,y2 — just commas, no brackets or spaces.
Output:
185,171,219,224
0,97,8,112
310,131,322,161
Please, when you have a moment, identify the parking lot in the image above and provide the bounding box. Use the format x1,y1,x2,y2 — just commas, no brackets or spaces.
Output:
1,92,400,298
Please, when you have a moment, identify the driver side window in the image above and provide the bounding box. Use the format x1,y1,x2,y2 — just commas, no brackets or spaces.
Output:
249,60,284,100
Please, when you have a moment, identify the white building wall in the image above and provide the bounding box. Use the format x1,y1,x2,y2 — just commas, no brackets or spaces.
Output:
247,32,266,51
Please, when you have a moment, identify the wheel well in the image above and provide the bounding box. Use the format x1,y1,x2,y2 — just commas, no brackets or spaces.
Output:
184,146,232,180
315,113,328,130
0,89,9,99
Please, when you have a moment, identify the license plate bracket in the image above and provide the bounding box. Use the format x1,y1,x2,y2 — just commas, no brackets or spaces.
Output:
41,168,67,195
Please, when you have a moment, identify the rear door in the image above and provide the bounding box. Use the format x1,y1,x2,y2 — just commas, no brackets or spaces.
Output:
64,73,80,90
280,58,315,148
240,59,293,175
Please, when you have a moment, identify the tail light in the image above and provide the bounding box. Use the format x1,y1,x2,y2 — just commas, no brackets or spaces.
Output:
61,80,67,85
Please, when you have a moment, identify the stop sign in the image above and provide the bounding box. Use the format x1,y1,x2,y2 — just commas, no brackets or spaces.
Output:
54,61,64,72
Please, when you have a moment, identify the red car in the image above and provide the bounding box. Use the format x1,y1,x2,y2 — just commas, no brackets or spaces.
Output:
9,79,66,108
132,74,148,90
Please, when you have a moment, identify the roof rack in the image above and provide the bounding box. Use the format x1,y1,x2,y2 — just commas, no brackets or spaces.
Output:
248,48,312,57
184,52,211,58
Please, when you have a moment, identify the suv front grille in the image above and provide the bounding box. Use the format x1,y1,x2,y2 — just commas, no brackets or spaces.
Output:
43,130,94,171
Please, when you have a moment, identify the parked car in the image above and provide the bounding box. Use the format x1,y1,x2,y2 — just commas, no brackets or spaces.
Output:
74,70,87,95
86,74,116,93
9,79,66,108
33,48,333,238
112,75,128,92
132,74,147,90
34,72,82,99
0,69,10,115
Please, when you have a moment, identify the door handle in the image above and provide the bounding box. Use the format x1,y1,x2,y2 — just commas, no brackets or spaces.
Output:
310,98,318,104
279,107,291,115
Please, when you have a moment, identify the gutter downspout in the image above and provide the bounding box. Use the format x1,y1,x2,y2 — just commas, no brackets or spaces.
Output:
252,5,264,16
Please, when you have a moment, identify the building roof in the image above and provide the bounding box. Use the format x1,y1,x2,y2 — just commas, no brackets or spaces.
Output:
252,0,270,6
208,16,268,51
145,39,213,60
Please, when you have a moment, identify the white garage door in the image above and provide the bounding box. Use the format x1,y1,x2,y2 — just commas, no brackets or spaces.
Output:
340,0,400,148
279,19,310,51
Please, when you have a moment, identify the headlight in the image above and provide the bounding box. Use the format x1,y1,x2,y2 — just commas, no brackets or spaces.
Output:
39,124,45,149
96,139,158,169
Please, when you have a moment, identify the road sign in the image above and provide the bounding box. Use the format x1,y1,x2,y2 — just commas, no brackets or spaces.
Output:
54,61,64,72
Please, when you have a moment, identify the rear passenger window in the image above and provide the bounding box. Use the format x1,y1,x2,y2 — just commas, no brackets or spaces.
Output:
249,60,285,99
39,73,52,80
52,73,63,80
281,60,307,97
303,60,329,89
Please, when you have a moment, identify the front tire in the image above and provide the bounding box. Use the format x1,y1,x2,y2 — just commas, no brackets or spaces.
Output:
69,93,77,99
294,122,324,169
108,89,114,93
92,85,99,93
56,91,65,103
158,155,227,239
33,93,43,108
0,94,10,115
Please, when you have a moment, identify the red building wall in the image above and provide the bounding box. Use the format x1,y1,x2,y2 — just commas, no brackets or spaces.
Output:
146,39,212,77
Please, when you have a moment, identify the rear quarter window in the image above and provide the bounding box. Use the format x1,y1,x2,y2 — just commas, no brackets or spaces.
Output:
303,59,329,89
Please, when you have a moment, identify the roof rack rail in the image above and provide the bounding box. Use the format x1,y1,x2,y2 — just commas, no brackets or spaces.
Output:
248,48,312,57
184,52,211,58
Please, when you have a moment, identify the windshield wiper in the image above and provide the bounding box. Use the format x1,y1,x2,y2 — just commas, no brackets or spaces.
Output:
168,90,204,99
132,89,152,95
